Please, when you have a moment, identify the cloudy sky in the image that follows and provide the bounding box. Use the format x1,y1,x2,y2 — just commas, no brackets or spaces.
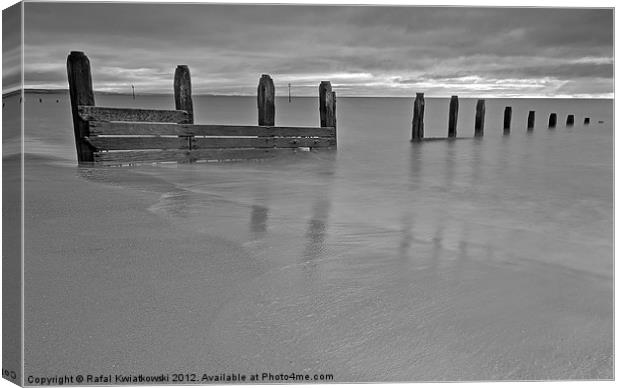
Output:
5,2,614,97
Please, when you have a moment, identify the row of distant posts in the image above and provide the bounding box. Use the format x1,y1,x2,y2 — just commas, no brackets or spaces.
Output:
411,93,589,141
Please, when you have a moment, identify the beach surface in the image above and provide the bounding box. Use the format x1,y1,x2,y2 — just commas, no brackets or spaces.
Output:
11,92,613,381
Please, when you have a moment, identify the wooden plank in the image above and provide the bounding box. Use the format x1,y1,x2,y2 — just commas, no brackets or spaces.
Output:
93,148,310,165
88,121,336,137
86,136,334,150
78,106,189,123
67,51,96,162
192,137,335,149
174,65,194,124
85,137,188,150
422,137,472,142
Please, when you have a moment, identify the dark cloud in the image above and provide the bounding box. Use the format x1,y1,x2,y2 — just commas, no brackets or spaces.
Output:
19,2,613,97
3,3,22,93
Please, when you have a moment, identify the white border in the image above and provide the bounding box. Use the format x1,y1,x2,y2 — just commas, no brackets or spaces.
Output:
0,2,616,388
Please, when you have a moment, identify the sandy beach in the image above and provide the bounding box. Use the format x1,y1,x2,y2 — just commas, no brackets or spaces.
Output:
22,153,612,381
24,156,260,375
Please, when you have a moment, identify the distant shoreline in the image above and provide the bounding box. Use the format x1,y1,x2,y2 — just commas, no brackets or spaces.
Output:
2,88,613,100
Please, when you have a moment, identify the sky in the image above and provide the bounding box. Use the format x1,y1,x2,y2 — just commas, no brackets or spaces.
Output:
3,1,615,97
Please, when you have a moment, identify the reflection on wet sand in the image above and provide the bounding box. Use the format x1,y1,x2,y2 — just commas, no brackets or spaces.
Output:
248,177,272,238
408,142,424,191
428,223,445,273
469,139,483,186
250,205,269,237
302,199,331,262
398,213,413,260
444,141,456,190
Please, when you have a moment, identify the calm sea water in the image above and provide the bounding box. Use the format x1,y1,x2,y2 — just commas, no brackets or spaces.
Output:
6,92,614,379
11,92,613,277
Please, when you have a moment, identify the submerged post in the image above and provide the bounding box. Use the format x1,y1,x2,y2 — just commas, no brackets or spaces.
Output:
474,99,485,137
174,65,193,124
319,81,336,128
527,110,535,131
257,74,275,126
411,93,425,141
548,113,557,128
503,106,512,134
566,114,575,126
584,117,590,125
448,95,458,138
67,51,95,163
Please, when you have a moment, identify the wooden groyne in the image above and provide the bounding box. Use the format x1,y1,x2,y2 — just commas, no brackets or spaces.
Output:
408,94,592,141
548,113,557,128
474,99,485,137
411,93,425,142
258,74,275,126
67,51,96,163
527,110,536,132
67,51,336,165
174,65,194,124
319,81,337,128
448,96,458,138
503,106,512,134
527,111,535,131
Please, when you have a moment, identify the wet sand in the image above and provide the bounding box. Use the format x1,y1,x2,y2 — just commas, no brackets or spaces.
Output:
23,156,612,381
24,157,264,375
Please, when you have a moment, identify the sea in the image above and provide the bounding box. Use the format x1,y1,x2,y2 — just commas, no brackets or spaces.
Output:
3,91,613,380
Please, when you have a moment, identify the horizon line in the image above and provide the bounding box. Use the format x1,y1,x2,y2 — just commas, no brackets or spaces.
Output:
2,88,614,100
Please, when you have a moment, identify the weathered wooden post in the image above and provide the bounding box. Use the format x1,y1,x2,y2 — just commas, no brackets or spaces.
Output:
319,81,336,128
503,106,512,134
448,95,458,138
548,113,557,128
584,117,590,125
566,114,575,126
527,110,535,131
332,91,336,129
174,65,193,124
257,74,275,126
67,51,95,163
411,93,425,141
474,99,485,137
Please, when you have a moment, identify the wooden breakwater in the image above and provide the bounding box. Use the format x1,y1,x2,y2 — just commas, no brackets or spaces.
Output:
411,93,425,141
67,51,337,165
448,95,458,138
503,106,512,134
409,93,594,141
